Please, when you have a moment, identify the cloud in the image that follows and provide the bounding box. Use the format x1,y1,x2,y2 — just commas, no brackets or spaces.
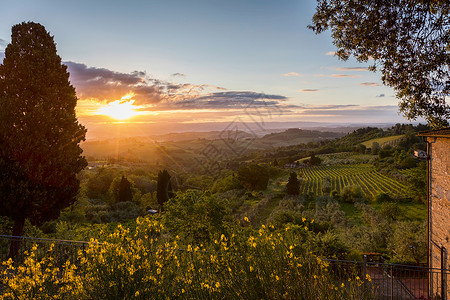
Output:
301,104,358,110
66,61,163,104
359,82,380,86
314,74,360,78
66,61,290,112
297,105,401,119
376,94,385,98
66,61,227,106
331,74,360,78
171,72,186,77
151,91,292,111
283,72,301,77
299,89,319,92
326,51,335,56
335,67,368,72
0,51,4,63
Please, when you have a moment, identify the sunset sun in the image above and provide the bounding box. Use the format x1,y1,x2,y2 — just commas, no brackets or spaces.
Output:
96,94,144,120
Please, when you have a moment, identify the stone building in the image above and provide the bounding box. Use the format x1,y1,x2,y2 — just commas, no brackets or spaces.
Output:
418,128,450,298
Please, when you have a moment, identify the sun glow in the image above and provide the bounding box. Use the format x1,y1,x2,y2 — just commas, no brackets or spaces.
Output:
96,94,144,120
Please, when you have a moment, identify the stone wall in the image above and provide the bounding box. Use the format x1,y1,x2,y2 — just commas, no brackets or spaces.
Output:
430,137,450,298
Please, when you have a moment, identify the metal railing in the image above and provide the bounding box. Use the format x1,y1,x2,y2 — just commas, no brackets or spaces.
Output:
325,256,448,299
1,235,449,299
0,234,93,265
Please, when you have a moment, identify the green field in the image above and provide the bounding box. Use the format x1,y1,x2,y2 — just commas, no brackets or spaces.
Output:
361,135,404,148
298,163,409,198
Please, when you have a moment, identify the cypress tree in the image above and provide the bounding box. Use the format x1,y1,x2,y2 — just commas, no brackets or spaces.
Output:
286,172,300,195
157,170,173,209
0,22,87,258
118,175,133,202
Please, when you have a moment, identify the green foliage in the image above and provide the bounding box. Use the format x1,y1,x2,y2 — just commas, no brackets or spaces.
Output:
388,221,427,264
344,204,392,253
86,168,119,200
0,22,87,257
309,0,450,127
406,162,427,203
211,173,242,193
330,189,340,200
399,157,417,169
379,202,404,221
138,192,158,209
162,190,229,243
237,164,270,191
378,148,392,159
374,192,392,203
111,175,133,203
109,201,145,222
307,153,322,166
340,186,363,203
371,142,380,155
285,172,300,195
314,231,349,260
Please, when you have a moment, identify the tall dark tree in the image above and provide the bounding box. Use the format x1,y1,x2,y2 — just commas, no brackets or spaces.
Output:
0,22,87,258
309,0,450,127
118,175,133,203
157,170,173,208
285,172,300,195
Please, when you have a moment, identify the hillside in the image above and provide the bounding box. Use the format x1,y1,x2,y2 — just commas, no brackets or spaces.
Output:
81,128,346,163
361,135,404,148
258,128,344,147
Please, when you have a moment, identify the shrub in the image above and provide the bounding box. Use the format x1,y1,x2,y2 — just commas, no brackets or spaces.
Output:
1,219,374,299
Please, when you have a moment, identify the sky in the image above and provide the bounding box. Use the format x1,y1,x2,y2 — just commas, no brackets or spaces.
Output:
0,0,422,139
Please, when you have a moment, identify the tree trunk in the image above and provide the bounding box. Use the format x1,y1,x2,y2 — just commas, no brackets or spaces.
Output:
9,216,25,260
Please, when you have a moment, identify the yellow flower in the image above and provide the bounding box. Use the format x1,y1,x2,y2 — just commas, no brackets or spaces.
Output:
302,217,306,222
135,291,140,297
244,216,249,222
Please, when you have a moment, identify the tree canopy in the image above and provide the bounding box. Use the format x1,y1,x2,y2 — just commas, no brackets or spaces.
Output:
309,0,450,127
0,22,87,256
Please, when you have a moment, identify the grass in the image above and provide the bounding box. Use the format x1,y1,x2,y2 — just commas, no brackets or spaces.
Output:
397,202,426,221
361,135,404,148
340,202,362,223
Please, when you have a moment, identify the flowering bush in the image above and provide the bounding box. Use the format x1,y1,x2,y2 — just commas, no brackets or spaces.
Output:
1,217,373,299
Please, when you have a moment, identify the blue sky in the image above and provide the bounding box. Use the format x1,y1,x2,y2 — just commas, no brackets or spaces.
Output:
0,0,419,137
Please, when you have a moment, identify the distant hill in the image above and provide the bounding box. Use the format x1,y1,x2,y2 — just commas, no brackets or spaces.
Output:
81,128,346,163
151,130,255,142
333,127,385,147
258,128,344,147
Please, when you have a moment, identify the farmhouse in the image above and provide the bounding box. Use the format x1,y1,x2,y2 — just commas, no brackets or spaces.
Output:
418,128,450,298
414,149,427,160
